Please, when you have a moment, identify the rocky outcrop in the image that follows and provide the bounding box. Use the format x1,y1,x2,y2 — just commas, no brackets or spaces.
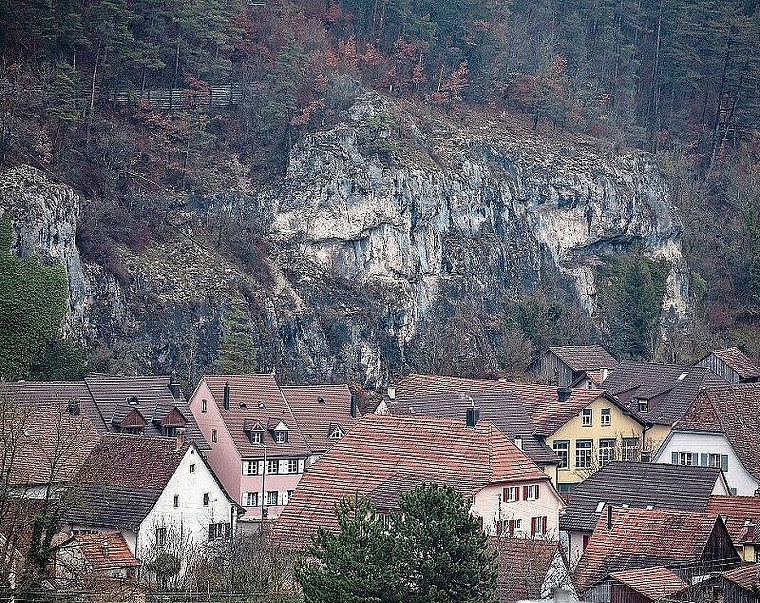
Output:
0,93,690,387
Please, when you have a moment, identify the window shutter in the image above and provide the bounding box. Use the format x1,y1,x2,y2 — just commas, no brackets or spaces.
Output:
701,453,708,467
516,487,520,501
509,520,515,536
671,452,679,465
503,487,509,501
523,486,529,500
721,455,729,472
531,517,536,535
535,484,540,499
693,452,699,465
543,516,548,533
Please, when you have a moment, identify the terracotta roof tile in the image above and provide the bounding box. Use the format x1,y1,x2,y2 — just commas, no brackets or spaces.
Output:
72,533,139,570
574,508,733,592
706,496,760,545
492,537,562,601
201,375,310,458
272,414,551,549
0,382,101,486
604,361,728,426
608,566,688,598
722,563,760,589
561,462,723,532
677,384,760,480
548,346,619,372
707,348,760,380
281,384,359,453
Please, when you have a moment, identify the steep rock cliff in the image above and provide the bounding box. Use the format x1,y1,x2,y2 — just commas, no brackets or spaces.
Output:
0,93,689,387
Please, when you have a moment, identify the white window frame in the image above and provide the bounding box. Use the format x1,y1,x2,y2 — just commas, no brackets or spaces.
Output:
598,439,616,466
201,399,208,413
504,486,518,502
552,440,569,469
244,460,259,475
245,491,258,507
287,459,299,474
526,484,538,501
273,430,287,444
600,408,611,426
266,459,279,474
266,491,278,506
576,440,592,468
582,409,592,426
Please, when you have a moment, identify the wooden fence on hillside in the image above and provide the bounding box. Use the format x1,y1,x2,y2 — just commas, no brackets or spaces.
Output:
110,84,245,112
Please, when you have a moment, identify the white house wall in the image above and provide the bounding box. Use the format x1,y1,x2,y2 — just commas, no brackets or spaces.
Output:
475,481,563,538
654,431,760,496
135,446,236,558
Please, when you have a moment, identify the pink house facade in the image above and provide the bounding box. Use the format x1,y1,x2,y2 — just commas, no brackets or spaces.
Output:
189,375,358,526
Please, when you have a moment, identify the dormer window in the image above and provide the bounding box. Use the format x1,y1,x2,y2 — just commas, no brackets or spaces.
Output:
274,430,288,444
328,424,345,440
249,431,263,444
637,398,649,413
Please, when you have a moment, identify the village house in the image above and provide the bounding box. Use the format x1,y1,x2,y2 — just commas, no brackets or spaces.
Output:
56,533,140,582
574,507,740,601
602,361,728,450
682,564,760,603
382,374,561,482
653,384,760,495
706,495,760,562
697,348,760,384
494,537,574,602
188,375,358,525
65,434,239,564
604,566,689,603
560,461,729,567
532,345,619,388
272,413,566,548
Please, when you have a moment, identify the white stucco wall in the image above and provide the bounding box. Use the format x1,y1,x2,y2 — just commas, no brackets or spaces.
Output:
475,480,564,538
135,445,237,558
653,430,760,495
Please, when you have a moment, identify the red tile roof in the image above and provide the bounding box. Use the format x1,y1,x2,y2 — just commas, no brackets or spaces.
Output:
706,496,760,545
707,348,760,380
493,537,562,601
201,375,310,459
72,533,139,570
272,414,552,548
722,563,760,589
548,346,619,372
677,384,760,480
280,384,359,453
608,566,688,599
0,382,102,486
574,508,732,592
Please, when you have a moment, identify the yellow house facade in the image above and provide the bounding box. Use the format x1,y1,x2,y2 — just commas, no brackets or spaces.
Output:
534,393,647,493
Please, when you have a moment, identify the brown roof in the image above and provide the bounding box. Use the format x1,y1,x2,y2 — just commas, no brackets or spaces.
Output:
574,508,731,592
722,563,760,589
608,566,688,599
706,496,760,545
548,346,619,372
707,348,760,380
201,375,310,459
272,414,553,548
0,382,102,486
68,434,192,528
84,374,207,448
604,361,728,426
280,384,359,453
493,537,562,602
677,384,760,480
72,533,139,570
389,374,558,465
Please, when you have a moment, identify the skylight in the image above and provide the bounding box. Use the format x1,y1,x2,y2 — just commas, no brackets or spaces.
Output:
595,502,605,513
677,372,687,381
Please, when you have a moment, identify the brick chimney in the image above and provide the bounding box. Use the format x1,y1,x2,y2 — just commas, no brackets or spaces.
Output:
175,427,186,451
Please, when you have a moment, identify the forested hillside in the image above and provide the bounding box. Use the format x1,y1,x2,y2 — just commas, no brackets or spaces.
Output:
1,0,759,382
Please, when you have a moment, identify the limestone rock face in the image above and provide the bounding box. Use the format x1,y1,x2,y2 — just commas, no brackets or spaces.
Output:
0,94,689,387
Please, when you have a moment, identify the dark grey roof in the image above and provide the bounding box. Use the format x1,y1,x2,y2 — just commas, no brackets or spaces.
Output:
548,345,619,372
387,391,559,467
67,485,161,529
604,361,728,426
560,461,724,532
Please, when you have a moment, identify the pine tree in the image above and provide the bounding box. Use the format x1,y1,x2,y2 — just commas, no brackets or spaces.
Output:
213,305,257,374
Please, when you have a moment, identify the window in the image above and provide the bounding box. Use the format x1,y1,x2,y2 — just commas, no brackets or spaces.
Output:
189,463,195,473
287,489,294,501
173,494,179,508
600,408,611,426
503,486,520,502
211,429,218,443
203,492,210,506
582,409,592,426
637,399,649,413
201,399,208,413
244,460,259,475
705,453,729,471
672,451,694,466
245,492,259,507
208,522,229,541
155,527,167,547
273,430,288,443
499,518,523,536
287,459,299,474
531,516,548,536
523,484,540,501
576,440,592,468
267,459,279,474
622,438,640,462
328,425,344,439
598,439,616,466
249,431,262,444
266,491,279,506
553,440,569,469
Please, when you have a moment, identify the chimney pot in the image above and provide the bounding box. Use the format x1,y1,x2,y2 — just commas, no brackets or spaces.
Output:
350,392,358,418
175,427,186,451
466,407,480,428
514,435,523,450
607,503,613,530
223,382,230,410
